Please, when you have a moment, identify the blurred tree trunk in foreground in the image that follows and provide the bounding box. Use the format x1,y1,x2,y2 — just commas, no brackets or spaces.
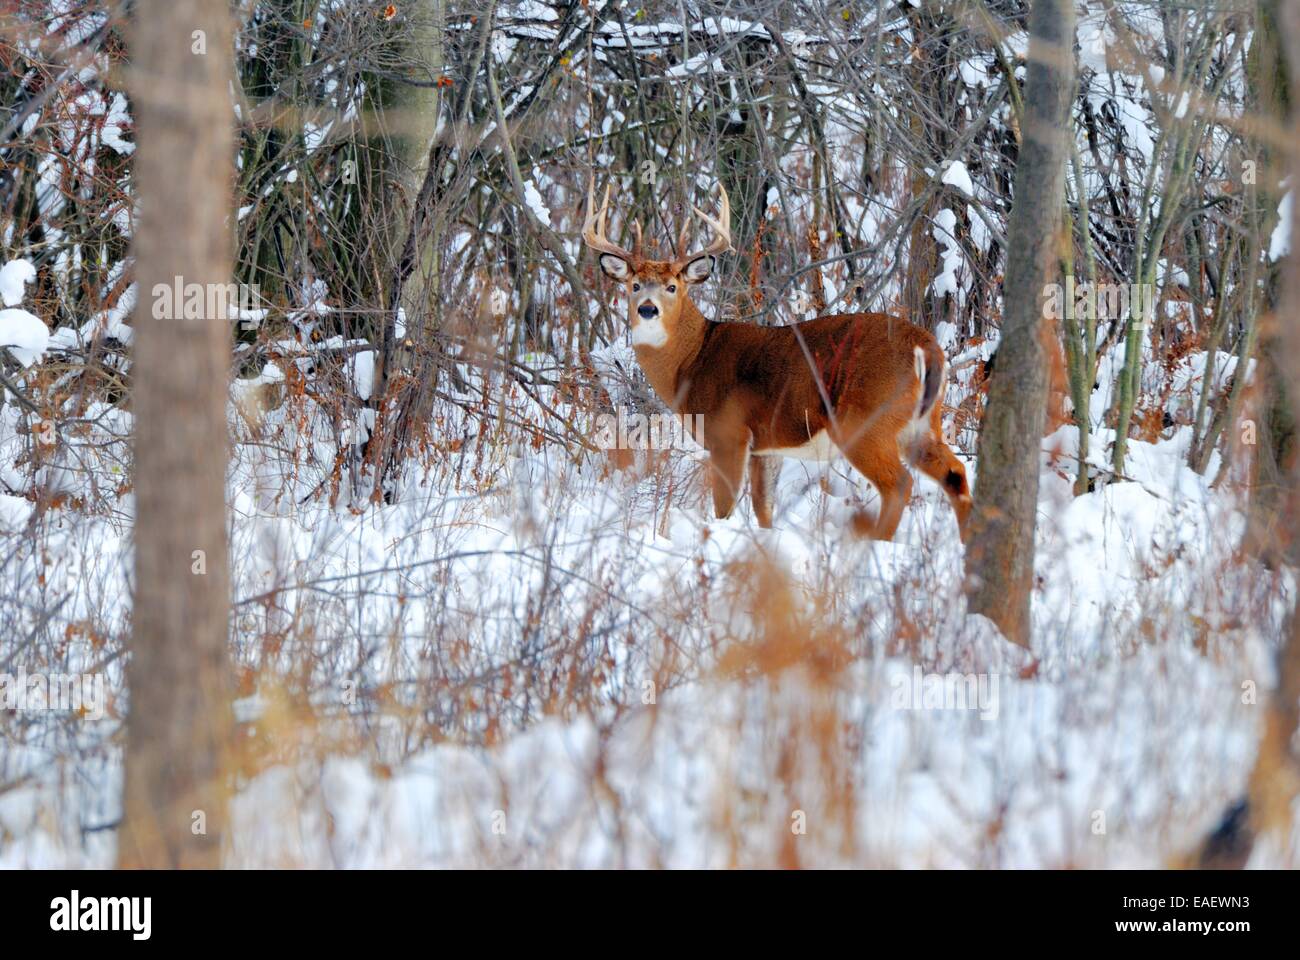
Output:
1197,0,1300,869
964,0,1075,647
1246,0,1297,566
119,0,236,868
1237,111,1300,851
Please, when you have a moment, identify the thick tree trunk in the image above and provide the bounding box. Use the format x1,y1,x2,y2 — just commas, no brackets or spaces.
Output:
1195,0,1300,869
964,0,1075,647
1245,0,1295,564
118,0,236,868
371,0,444,399
1243,0,1300,846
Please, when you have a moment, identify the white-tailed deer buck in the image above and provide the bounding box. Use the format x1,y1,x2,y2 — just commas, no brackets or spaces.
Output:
583,181,971,541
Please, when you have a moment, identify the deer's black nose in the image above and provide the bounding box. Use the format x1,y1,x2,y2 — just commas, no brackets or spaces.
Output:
637,302,659,319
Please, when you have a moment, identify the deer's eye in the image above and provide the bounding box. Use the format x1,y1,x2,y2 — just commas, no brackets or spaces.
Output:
667,284,677,294
631,283,641,292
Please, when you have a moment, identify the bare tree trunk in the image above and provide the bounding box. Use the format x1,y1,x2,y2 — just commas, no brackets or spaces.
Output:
118,0,236,868
964,0,1075,647
374,0,445,394
1195,0,1300,869
1240,0,1300,849
1244,0,1296,564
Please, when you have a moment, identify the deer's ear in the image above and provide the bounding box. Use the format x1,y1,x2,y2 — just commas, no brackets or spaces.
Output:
682,255,714,283
599,254,631,281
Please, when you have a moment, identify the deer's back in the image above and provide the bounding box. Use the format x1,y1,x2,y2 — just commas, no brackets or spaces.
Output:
681,312,937,451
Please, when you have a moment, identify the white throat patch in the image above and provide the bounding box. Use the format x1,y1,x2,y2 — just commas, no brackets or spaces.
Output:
631,314,669,348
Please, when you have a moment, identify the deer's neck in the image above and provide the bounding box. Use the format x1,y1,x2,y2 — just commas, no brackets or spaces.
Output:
633,297,709,412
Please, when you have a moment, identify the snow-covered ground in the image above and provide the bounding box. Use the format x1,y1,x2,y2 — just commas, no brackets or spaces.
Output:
1,327,1294,868
0,0,1291,870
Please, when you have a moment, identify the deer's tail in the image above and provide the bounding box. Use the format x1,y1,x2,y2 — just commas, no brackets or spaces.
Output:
912,344,945,423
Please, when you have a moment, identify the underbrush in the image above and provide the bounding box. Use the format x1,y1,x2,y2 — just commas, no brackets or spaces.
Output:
0,322,1294,867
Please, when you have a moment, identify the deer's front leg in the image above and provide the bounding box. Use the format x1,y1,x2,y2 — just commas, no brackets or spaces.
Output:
706,437,749,521
749,454,778,528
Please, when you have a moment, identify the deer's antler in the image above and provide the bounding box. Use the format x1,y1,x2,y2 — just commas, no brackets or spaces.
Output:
582,179,642,263
672,184,732,270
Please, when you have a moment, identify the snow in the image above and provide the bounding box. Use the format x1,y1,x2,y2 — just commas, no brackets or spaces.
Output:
349,349,376,401
0,308,49,366
522,178,552,228
1157,258,1190,290
665,52,726,79
968,204,991,252
958,58,989,87
46,282,136,351
941,161,975,197
1270,189,1292,262
0,259,35,307
1078,16,1112,72
931,208,965,302
100,93,134,155
303,121,332,152
514,0,559,22
1,318,1284,867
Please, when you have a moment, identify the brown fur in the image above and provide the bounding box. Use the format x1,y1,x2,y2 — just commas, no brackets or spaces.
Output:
607,259,972,540
1043,320,1071,436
